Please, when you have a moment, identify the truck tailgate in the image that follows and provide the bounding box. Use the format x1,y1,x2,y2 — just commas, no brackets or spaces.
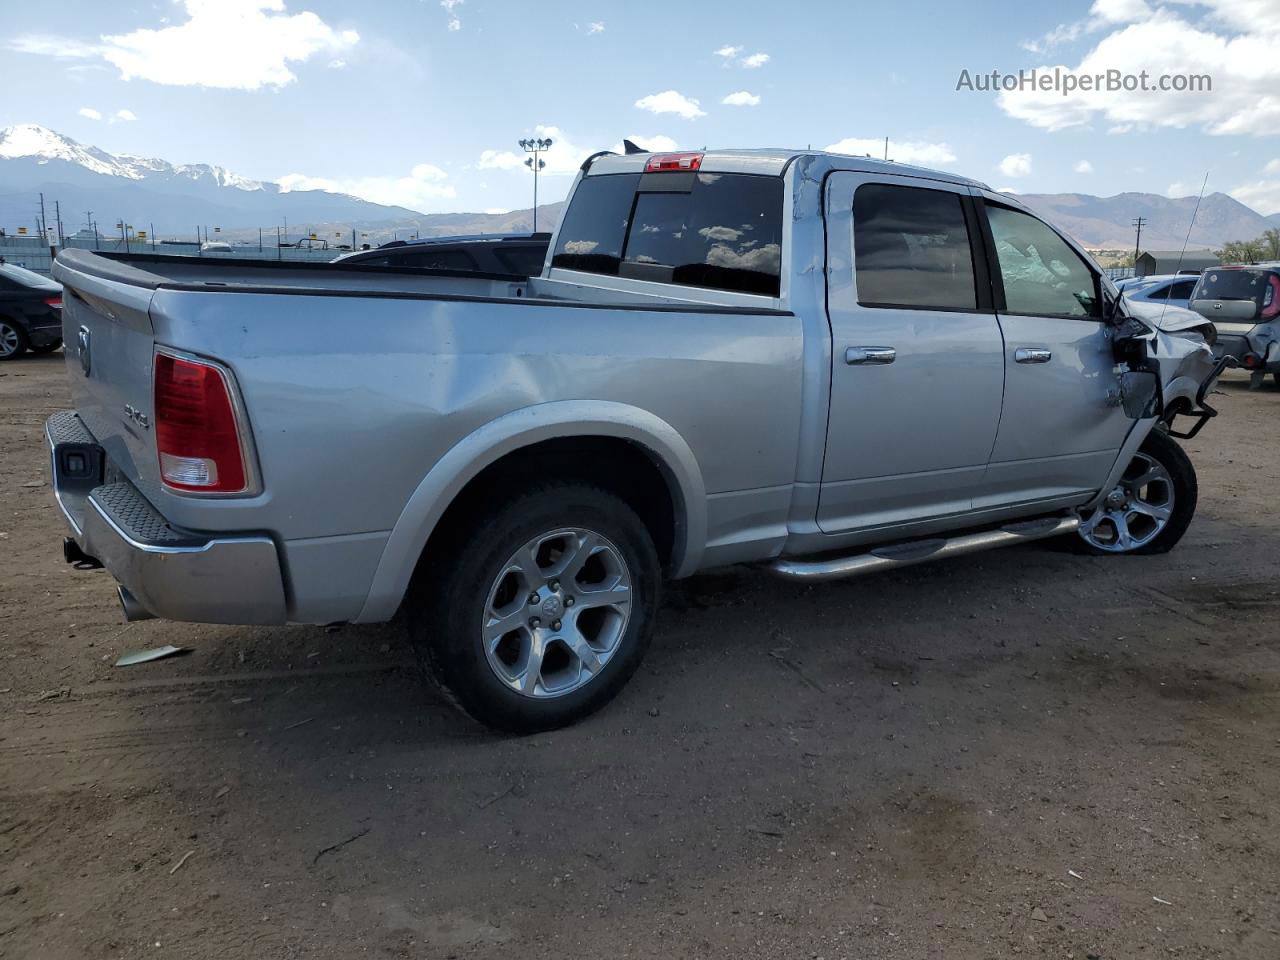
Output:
56,265,160,492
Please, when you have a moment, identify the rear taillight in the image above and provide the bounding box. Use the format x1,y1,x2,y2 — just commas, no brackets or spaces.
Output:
645,152,703,173
1262,275,1280,319
44,296,62,309
154,352,250,494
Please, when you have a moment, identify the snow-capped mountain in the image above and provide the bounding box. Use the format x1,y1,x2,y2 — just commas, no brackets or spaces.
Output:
0,124,425,234
0,124,267,191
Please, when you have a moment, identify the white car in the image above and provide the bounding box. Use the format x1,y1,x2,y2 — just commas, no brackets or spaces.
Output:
1117,274,1199,311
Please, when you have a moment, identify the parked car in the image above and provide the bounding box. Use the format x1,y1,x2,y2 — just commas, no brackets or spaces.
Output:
334,233,552,277
1189,263,1280,387
46,148,1224,732
0,261,63,360
1117,273,1198,310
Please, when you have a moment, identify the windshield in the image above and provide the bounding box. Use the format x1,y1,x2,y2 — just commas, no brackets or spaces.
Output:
0,263,59,290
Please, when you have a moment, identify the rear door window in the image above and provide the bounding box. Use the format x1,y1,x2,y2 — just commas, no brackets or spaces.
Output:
552,171,784,296
853,183,978,310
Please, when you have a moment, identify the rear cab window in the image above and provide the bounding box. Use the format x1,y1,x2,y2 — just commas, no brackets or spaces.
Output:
551,170,785,297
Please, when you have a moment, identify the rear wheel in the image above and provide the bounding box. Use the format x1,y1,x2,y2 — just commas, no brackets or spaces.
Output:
0,319,27,360
1077,429,1196,555
30,337,63,354
408,483,660,733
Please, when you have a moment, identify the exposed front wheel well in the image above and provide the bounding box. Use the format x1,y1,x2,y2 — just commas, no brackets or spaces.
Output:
416,436,680,583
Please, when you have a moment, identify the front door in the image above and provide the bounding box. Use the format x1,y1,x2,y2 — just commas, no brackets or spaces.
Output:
975,197,1132,509
818,173,1005,533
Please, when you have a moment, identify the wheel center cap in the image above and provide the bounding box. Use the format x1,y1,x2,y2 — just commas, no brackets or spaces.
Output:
541,595,563,619
1106,489,1127,508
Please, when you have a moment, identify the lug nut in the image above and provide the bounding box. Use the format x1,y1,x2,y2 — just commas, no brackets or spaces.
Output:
564,596,575,607
550,580,560,592
529,592,540,605
551,620,562,631
529,617,541,629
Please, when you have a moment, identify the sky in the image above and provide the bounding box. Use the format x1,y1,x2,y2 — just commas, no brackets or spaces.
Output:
2,0,1279,216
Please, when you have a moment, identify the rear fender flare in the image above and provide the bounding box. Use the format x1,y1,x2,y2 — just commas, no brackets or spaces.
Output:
354,400,706,623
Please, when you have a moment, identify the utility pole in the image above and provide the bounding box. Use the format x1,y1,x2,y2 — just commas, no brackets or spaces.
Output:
520,137,552,232
150,222,156,251
38,192,48,240
884,136,889,161
54,201,64,246
1132,216,1147,270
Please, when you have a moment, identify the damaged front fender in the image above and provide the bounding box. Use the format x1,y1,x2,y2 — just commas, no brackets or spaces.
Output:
1112,311,1231,440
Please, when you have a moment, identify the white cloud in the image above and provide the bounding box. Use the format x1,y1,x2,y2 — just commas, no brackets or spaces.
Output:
999,1,1280,136
477,126,594,176
113,109,137,122
12,1,360,90
277,162,455,213
1167,181,1190,197
328,58,347,69
635,90,705,120
713,44,742,59
741,52,769,68
824,137,958,166
78,107,102,120
1074,159,1094,173
587,21,605,35
442,0,463,31
1230,180,1280,216
994,186,1020,193
1265,158,1280,175
722,90,761,107
484,207,510,215
998,153,1033,177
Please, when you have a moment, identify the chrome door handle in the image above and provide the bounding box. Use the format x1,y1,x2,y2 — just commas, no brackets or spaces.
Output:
1015,347,1052,364
846,346,896,365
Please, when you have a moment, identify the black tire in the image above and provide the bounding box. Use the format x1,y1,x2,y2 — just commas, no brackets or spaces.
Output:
30,337,63,355
0,318,28,361
408,483,660,733
1077,429,1197,556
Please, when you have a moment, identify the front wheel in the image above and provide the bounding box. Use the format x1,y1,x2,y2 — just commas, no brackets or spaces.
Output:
408,483,660,733
1077,430,1197,555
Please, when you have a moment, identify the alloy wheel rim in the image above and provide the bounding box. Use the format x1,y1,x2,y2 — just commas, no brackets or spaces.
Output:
1078,451,1174,552
481,527,632,699
0,324,18,357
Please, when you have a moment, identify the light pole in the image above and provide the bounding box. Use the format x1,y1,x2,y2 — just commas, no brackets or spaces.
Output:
520,137,552,232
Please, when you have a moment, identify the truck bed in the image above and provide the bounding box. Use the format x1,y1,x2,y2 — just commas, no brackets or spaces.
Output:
55,248,534,301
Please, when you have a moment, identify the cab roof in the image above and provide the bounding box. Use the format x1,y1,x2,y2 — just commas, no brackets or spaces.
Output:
584,148,990,190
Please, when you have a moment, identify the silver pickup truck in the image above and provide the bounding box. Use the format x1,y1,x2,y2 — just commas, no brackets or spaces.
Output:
47,148,1226,731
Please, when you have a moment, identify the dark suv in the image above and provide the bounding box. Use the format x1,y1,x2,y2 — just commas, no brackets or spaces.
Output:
1190,264,1280,388
334,233,551,277
0,261,63,360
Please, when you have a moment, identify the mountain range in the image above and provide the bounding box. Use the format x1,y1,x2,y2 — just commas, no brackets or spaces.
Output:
2,124,1277,249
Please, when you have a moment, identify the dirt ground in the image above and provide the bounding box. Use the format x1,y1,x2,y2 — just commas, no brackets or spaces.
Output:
1,351,1278,959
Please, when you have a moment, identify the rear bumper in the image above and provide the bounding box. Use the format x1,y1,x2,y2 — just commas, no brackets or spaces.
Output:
46,411,287,625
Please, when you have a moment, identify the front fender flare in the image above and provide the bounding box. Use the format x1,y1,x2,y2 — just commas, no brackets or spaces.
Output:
354,401,707,623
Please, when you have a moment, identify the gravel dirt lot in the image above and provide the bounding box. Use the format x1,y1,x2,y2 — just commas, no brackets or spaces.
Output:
2,352,1278,959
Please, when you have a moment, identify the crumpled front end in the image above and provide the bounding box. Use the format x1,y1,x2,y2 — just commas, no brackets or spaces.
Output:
1112,312,1230,440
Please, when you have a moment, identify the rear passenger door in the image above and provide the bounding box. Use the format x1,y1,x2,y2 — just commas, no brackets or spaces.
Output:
975,199,1131,507
818,174,1006,533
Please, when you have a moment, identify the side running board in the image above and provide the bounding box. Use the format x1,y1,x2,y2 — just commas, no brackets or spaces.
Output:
767,515,1080,582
